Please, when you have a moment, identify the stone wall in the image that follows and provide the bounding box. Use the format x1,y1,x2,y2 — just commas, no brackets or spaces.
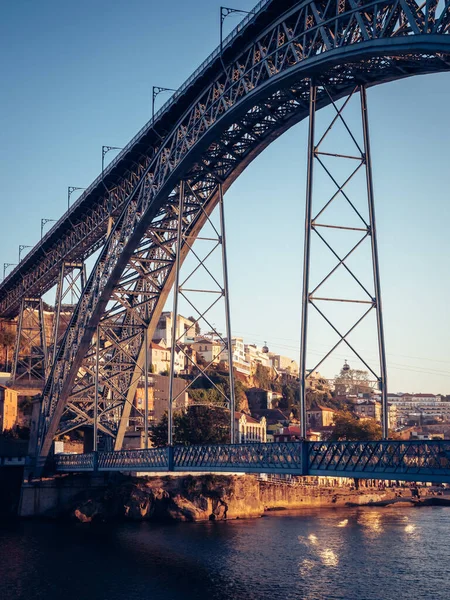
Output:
19,473,404,521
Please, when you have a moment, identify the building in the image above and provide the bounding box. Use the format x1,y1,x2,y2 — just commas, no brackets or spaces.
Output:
245,344,272,372
0,385,18,432
388,393,450,424
192,337,224,365
305,370,330,392
148,341,184,375
274,426,302,442
153,312,196,346
269,353,299,375
354,400,381,422
306,406,336,428
235,412,266,443
223,337,252,376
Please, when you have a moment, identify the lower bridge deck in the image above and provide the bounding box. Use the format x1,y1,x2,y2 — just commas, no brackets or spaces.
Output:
53,440,450,484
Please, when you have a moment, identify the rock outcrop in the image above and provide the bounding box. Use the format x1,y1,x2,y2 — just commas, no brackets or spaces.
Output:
72,474,263,523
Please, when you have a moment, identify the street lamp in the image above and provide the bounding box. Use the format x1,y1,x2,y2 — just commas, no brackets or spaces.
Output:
41,219,56,240
220,6,252,54
68,186,85,211
18,245,31,262
102,146,122,176
3,263,16,280
152,86,176,122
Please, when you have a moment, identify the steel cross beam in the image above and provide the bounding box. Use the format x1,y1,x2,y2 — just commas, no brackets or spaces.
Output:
168,179,236,446
31,0,450,465
11,297,47,384
2,1,450,322
299,81,388,438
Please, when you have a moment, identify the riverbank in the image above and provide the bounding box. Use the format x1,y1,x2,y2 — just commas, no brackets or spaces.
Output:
18,473,450,522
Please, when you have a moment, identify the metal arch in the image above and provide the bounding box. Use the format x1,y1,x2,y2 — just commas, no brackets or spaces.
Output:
1,0,450,320
28,0,450,460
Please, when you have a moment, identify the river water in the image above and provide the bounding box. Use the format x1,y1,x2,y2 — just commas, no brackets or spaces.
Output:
1,507,448,600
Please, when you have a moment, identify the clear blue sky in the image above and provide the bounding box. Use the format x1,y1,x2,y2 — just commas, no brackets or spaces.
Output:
1,0,449,393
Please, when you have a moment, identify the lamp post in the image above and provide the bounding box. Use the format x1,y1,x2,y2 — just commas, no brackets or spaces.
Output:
152,86,176,122
102,146,122,176
220,6,252,54
18,245,31,262
41,219,56,240
68,186,85,211
3,263,16,280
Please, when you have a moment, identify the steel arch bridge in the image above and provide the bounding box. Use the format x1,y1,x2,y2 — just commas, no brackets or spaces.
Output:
1,0,450,469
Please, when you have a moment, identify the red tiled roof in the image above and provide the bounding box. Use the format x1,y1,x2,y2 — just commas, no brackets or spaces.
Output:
235,411,260,424
149,342,167,351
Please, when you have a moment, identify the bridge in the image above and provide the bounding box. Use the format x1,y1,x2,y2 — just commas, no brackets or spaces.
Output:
53,441,450,484
0,0,449,477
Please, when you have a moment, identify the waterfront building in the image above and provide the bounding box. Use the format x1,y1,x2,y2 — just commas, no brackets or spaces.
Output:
0,385,18,431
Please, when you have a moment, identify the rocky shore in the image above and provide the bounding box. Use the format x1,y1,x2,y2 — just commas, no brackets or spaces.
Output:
64,474,450,523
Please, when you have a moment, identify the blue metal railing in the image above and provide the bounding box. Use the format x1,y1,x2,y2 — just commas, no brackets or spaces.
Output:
54,440,450,483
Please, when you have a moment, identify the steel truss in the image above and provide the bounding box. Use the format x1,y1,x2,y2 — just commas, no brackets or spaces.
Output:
299,81,388,438
19,0,449,464
1,0,450,321
168,181,235,445
12,298,47,384
46,262,86,377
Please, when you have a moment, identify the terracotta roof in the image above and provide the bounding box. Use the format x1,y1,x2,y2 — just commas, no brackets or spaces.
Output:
149,342,167,351
235,411,261,424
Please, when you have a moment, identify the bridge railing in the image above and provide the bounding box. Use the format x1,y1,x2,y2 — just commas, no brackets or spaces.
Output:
53,440,450,483
173,442,304,473
308,440,450,479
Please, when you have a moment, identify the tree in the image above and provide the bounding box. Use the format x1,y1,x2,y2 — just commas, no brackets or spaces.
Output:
325,411,382,441
149,405,230,447
333,367,372,396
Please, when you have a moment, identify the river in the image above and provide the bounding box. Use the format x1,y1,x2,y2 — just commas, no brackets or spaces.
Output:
0,507,448,600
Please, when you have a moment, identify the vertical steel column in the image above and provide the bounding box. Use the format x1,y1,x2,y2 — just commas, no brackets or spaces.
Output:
94,325,99,452
168,181,185,446
38,299,48,371
360,85,389,438
299,81,316,439
11,299,25,382
218,183,236,443
144,327,149,449
50,264,66,371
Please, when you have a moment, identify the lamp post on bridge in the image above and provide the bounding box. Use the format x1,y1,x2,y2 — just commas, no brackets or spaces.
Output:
3,263,16,281
18,245,32,262
40,219,56,241
220,6,252,54
102,146,122,222
152,86,176,123
101,146,122,177
68,186,85,212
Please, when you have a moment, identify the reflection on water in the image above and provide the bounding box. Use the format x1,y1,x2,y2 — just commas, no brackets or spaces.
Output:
358,510,384,535
0,506,448,600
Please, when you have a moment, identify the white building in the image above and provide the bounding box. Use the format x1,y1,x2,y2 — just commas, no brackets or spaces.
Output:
245,344,271,372
269,353,299,375
235,412,267,443
388,393,450,423
153,312,196,346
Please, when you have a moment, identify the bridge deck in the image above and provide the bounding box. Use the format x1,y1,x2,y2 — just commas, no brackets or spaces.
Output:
54,441,450,484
